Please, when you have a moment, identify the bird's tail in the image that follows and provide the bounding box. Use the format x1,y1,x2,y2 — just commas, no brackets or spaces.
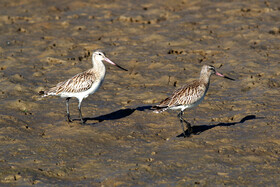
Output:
38,90,48,97
38,90,57,97
151,105,168,113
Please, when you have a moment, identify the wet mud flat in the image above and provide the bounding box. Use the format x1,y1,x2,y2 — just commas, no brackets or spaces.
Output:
0,0,280,185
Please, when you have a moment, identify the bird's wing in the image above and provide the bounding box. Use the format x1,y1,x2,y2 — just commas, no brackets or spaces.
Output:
49,70,96,94
157,81,205,107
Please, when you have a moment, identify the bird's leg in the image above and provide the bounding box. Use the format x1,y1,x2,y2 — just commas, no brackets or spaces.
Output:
177,111,186,137
66,97,72,122
78,100,85,124
181,111,192,135
184,119,192,135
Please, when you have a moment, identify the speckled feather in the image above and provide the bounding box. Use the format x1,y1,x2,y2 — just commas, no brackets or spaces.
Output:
46,69,97,95
154,80,208,110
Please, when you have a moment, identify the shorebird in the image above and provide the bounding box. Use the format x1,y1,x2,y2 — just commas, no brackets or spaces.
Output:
40,50,127,123
152,65,234,137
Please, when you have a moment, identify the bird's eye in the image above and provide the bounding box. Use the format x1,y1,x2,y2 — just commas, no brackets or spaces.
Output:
209,66,215,70
98,53,102,56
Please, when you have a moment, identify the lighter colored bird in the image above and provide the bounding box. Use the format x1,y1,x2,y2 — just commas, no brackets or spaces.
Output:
41,50,127,123
152,65,234,137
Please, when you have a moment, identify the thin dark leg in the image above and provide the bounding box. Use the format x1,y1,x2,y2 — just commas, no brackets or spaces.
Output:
78,100,84,124
183,119,192,135
66,97,72,122
177,111,186,137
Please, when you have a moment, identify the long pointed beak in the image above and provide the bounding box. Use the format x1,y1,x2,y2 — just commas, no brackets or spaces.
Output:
104,57,128,71
216,72,235,81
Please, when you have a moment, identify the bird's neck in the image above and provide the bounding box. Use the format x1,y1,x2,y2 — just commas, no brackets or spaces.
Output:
199,73,211,87
92,58,106,74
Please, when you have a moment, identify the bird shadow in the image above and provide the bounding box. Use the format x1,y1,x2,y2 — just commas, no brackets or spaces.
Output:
177,115,264,138
83,105,153,125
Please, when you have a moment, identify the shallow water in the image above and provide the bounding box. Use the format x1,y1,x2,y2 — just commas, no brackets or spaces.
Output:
0,0,280,185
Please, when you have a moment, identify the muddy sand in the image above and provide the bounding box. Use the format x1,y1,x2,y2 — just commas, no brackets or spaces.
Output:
0,0,280,185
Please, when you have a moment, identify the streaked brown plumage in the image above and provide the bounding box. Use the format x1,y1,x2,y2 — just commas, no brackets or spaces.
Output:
152,65,235,137
47,69,97,95
154,80,208,112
